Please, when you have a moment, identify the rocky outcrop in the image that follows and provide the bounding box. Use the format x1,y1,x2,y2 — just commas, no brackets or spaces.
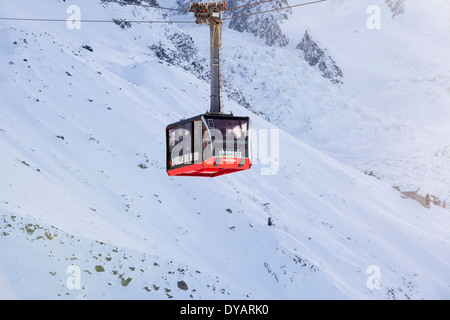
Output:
227,0,290,47
385,0,406,17
102,0,160,8
150,31,208,78
296,30,343,84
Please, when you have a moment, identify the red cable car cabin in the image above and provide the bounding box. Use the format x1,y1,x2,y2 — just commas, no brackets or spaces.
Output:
166,113,252,177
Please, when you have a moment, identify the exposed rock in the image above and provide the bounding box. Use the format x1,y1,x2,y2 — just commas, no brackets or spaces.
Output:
82,44,93,52
227,0,290,47
385,0,406,17
177,280,188,291
102,0,159,7
150,31,207,78
296,30,343,84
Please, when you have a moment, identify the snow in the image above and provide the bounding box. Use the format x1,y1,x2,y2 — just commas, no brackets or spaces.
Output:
0,0,449,300
217,0,450,202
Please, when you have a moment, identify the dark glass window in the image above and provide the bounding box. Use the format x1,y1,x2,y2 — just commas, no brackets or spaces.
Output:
204,117,249,159
168,122,192,168
193,120,202,164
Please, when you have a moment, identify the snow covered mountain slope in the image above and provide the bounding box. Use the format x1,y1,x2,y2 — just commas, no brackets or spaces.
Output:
172,0,450,202
1,0,450,299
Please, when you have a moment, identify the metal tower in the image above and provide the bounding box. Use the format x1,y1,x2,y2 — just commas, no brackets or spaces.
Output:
189,2,226,114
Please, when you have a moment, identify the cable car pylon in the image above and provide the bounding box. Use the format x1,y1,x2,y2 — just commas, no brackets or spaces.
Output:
189,1,226,114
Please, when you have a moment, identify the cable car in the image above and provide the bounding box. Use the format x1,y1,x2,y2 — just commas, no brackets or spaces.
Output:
166,113,251,177
165,2,251,177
